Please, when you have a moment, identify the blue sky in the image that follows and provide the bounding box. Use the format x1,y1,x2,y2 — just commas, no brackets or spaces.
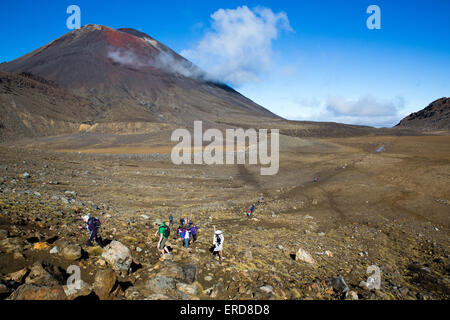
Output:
1,0,449,127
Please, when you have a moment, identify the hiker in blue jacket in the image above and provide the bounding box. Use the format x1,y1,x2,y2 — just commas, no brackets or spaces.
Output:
181,226,191,249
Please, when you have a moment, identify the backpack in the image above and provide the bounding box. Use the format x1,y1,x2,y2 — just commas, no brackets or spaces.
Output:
163,225,170,238
87,217,101,231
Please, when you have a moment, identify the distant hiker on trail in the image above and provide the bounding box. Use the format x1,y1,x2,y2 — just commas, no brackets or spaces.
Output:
155,221,170,255
213,230,224,262
258,195,265,204
169,214,173,226
180,217,185,226
176,225,183,239
82,215,104,248
181,226,191,249
250,204,255,214
190,224,199,243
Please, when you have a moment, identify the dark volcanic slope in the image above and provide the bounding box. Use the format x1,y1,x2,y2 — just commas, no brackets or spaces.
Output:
0,24,279,129
0,71,100,141
396,97,450,130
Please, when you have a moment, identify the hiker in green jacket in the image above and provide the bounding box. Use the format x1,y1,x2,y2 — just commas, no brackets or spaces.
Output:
155,221,170,255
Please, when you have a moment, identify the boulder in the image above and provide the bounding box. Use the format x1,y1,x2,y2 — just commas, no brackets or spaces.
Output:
7,284,67,300
0,237,23,254
0,284,9,295
124,286,144,300
101,241,132,272
182,264,198,284
25,261,63,287
62,244,82,261
86,246,103,256
327,276,349,295
8,268,30,283
346,290,359,300
155,261,185,281
49,246,60,254
295,248,316,265
145,276,177,294
146,293,173,300
259,285,274,295
0,229,7,240
176,282,197,296
93,269,117,300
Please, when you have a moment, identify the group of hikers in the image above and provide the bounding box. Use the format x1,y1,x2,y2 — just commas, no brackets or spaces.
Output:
80,195,265,263
154,217,224,262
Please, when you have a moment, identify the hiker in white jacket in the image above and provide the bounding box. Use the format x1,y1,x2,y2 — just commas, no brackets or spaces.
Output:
213,230,224,262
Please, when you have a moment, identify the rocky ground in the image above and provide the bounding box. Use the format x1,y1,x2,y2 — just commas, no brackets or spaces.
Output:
0,134,449,300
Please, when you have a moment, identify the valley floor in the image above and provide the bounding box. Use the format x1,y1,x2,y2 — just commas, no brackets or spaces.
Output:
0,135,449,300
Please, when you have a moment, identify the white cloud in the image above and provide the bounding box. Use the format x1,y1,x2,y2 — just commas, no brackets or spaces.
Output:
107,47,206,80
285,95,405,127
326,95,404,118
181,6,293,86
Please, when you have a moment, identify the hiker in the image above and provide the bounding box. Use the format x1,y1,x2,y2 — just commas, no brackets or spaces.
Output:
180,217,185,226
213,230,224,261
176,225,183,239
258,195,265,204
82,215,104,248
247,209,252,218
169,214,173,226
250,204,255,214
190,224,199,243
181,226,191,249
154,221,170,255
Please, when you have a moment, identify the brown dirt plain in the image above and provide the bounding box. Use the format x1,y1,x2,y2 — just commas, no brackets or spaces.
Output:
0,134,448,300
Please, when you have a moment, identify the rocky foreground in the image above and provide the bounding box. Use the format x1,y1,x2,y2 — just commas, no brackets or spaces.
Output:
0,141,449,300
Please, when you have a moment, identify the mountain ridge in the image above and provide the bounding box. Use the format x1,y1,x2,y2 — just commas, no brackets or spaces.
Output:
396,97,450,130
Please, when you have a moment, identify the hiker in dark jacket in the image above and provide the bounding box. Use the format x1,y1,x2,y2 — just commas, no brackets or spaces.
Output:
190,224,199,243
82,215,104,247
169,214,173,226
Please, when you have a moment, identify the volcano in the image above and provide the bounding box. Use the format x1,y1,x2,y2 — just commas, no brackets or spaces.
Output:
0,24,279,140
